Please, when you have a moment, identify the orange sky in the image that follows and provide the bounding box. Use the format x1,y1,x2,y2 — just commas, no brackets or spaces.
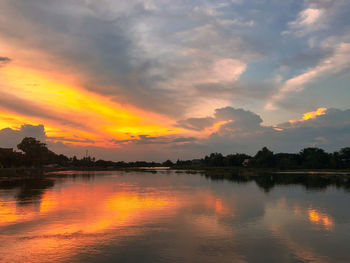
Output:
0,0,349,161
0,63,186,147
0,59,331,155
0,61,248,149
0,39,335,161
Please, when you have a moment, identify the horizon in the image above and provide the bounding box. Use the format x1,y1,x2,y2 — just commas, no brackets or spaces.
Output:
2,136,349,164
0,1,349,161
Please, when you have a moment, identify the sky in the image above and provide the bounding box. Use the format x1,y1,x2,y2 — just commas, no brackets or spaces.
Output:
0,0,349,161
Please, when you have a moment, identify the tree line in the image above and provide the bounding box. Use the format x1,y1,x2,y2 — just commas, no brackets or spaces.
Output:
0,137,164,169
176,146,350,169
0,137,349,169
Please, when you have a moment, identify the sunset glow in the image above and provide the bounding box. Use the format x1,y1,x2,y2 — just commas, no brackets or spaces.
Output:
0,0,349,160
302,108,327,121
0,1,349,262
289,107,328,125
0,64,183,148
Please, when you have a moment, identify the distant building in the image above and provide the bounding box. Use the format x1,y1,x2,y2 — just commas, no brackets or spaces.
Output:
242,159,250,167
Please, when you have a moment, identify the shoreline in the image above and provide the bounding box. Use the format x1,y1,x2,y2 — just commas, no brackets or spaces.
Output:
1,166,350,178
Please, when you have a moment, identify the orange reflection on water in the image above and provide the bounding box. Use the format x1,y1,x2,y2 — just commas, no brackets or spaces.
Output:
0,197,43,226
0,202,18,223
308,209,334,230
0,175,241,263
39,193,58,213
215,199,224,213
107,193,169,217
202,192,232,215
293,204,302,215
0,180,181,263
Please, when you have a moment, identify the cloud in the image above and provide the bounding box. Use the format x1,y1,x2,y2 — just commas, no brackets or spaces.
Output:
176,106,350,156
0,56,11,66
47,136,95,144
1,106,349,161
0,92,90,130
283,7,325,36
266,42,350,110
0,56,11,62
0,0,261,117
213,59,247,82
172,137,196,143
0,124,46,148
0,0,349,157
1,0,347,119
177,117,215,131
282,0,348,37
111,134,198,145
214,107,262,127
177,107,262,132
217,19,254,27
278,108,350,129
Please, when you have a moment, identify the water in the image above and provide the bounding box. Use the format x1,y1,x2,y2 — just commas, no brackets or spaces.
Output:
0,170,349,263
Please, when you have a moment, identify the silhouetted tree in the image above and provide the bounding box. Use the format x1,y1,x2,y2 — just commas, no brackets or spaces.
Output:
0,149,23,168
176,159,193,166
17,137,51,167
339,147,350,168
299,147,330,169
329,152,341,169
204,153,224,166
224,153,251,167
56,154,70,166
163,160,174,167
2,136,349,170
250,147,275,168
274,153,299,169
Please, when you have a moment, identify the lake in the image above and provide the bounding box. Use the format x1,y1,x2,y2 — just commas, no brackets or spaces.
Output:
0,170,349,263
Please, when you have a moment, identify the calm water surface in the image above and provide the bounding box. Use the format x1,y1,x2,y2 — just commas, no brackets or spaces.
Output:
0,170,349,263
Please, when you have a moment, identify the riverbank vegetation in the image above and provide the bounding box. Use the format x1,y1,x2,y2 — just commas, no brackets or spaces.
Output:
1,137,350,174
175,147,350,170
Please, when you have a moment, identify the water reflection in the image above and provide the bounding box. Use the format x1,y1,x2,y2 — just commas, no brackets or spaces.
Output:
308,209,334,230
0,170,349,263
203,171,350,192
0,177,55,204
